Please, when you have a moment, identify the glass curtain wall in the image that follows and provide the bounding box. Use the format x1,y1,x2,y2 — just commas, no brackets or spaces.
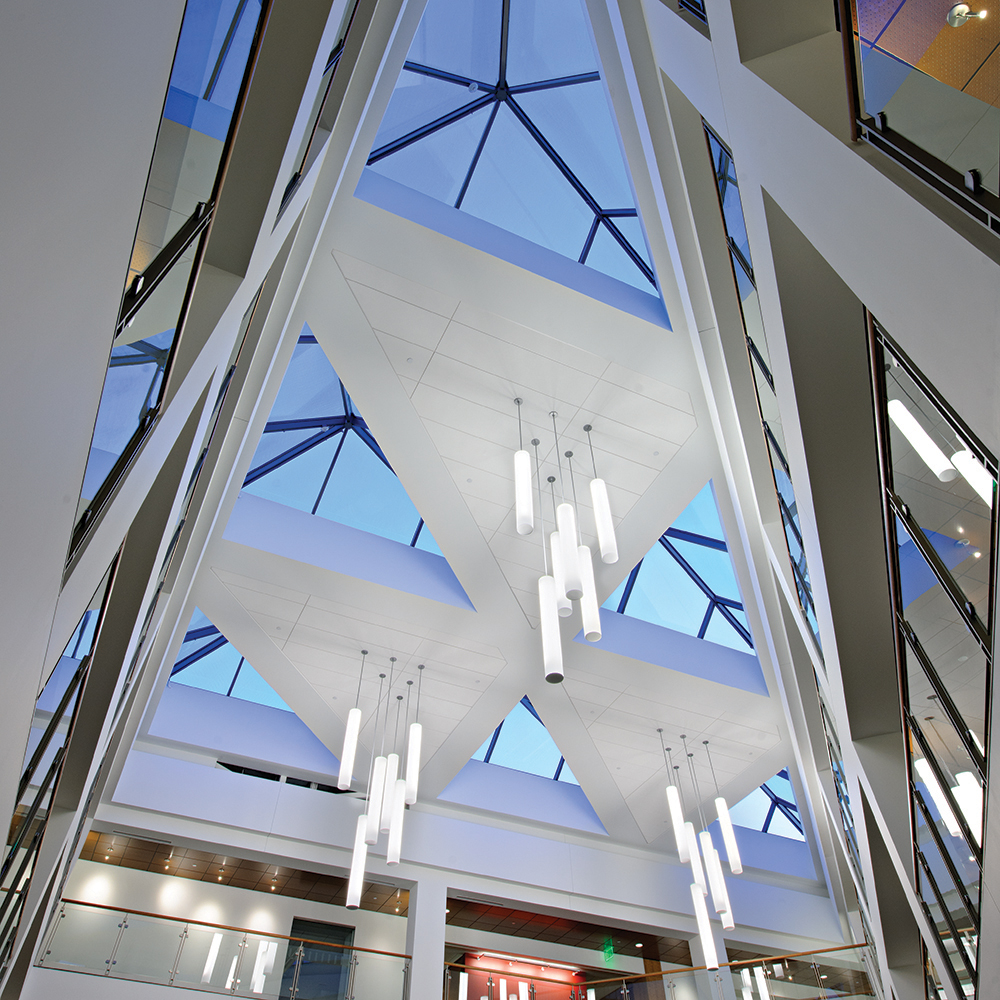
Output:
74,0,270,548
870,318,997,1000
0,568,116,974
703,123,823,654
851,0,1000,199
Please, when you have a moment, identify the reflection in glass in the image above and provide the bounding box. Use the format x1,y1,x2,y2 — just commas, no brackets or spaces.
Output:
883,348,995,624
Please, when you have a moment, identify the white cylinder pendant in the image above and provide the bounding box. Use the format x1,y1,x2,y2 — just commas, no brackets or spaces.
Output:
346,814,368,908
538,575,564,683
380,753,399,833
690,883,719,970
556,504,583,599
386,779,407,864
578,544,602,641
514,449,534,534
365,756,387,844
666,785,688,862
404,722,422,805
685,822,707,893
590,478,618,564
550,532,573,617
700,831,731,916
337,707,362,789
720,907,735,932
715,796,743,874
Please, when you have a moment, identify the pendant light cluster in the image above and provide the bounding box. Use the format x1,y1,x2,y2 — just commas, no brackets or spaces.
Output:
336,651,425,908
660,732,743,969
512,401,618,684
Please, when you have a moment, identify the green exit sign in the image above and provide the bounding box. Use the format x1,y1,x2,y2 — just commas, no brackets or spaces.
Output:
603,936,614,964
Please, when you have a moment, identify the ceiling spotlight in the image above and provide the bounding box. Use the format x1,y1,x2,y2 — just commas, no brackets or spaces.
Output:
948,3,987,24
635,943,643,948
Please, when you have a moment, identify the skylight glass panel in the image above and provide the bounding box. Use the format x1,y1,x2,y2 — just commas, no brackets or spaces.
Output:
169,609,291,712
604,482,753,651
728,769,805,841
241,333,442,553
472,697,579,784
365,0,656,292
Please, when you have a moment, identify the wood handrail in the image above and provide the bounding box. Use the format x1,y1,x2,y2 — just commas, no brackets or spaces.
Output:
444,940,871,989
60,899,411,959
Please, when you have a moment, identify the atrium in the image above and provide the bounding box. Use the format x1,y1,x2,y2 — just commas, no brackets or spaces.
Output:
0,0,997,998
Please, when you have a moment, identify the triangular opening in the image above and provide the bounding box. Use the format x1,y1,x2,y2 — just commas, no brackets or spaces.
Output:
364,0,657,294
729,768,805,842
168,608,292,712
603,482,753,652
471,696,578,784
241,332,443,555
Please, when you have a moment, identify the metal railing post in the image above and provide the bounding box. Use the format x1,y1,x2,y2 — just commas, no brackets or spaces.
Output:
36,902,66,967
288,941,304,998
168,924,188,984
230,932,248,993
401,958,410,999
105,911,128,976
346,951,358,1000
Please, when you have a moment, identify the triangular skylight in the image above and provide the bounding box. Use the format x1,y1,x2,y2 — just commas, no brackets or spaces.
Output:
241,332,442,554
364,0,656,293
604,482,753,652
729,768,804,841
168,608,291,712
472,696,578,784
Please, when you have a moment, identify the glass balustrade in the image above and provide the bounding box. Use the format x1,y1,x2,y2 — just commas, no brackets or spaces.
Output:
443,944,876,1000
38,900,410,998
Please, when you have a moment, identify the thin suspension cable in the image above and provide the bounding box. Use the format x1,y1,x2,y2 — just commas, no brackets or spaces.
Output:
548,477,559,526
380,657,396,757
532,439,548,575
566,451,582,544
704,740,721,796
415,664,425,723
683,735,707,830
405,679,413,726
550,412,566,499
515,397,524,451
583,424,599,478
354,650,368,708
394,695,404,753
366,672,386,793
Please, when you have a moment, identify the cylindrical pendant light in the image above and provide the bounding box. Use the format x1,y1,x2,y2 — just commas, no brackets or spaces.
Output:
690,883,719,970
338,707,362,790
386,778,407,864
346,814,368,908
952,448,995,506
914,758,962,838
365,756,387,844
338,649,368,789
405,722,422,805
666,785,688,862
684,822,706,893
700,831,732,917
754,966,771,1000
740,969,753,1000
716,797,743,874
513,399,534,534
589,478,618,564
578,544,602,641
550,531,573,617
457,972,469,1000
887,399,957,482
719,907,735,932
556,504,583,599
380,752,399,834
538,574,564,683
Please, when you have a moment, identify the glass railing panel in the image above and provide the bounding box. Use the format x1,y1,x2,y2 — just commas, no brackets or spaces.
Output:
915,854,977,995
106,912,187,983
128,0,265,284
39,902,126,974
854,0,1000,196
883,349,995,625
733,254,771,374
78,253,198,521
897,520,988,755
169,924,246,990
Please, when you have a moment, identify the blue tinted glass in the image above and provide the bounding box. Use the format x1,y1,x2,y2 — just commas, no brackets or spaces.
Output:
614,542,710,634
669,538,741,602
604,573,629,612
728,786,771,831
505,0,598,84
314,431,421,544
415,523,444,556
703,608,752,651
269,342,345,422
230,662,292,711
461,106,594,256
584,222,650,291
515,83,632,208
248,427,329,477
487,701,563,778
373,73,485,151
707,133,751,266
370,104,496,206
613,215,652,267
670,482,725,539
91,360,164,457
243,434,340,512
173,643,242,696
409,0,501,82
558,761,580,785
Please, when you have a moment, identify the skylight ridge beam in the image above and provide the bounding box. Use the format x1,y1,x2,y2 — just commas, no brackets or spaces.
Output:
402,60,493,91
714,603,753,647
760,783,803,833
663,527,728,551
616,559,643,613
507,71,600,94
601,208,639,218
367,94,496,164
455,102,501,209
579,217,601,263
598,216,655,285
171,634,229,675
696,604,714,639
263,416,350,433
310,427,349,515
352,425,394,472
498,0,510,84
243,425,345,485
184,625,222,642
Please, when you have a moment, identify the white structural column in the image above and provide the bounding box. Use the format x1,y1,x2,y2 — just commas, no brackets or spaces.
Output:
404,876,448,999
688,925,737,1000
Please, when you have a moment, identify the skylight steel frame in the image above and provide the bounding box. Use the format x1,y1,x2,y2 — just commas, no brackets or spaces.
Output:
613,524,754,649
366,0,655,286
478,696,573,782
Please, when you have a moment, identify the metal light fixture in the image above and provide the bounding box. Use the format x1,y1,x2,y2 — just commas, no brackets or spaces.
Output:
513,399,534,535
951,447,995,506
584,425,618,563
948,3,987,25
337,650,367,790
404,667,424,805
706,740,742,874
